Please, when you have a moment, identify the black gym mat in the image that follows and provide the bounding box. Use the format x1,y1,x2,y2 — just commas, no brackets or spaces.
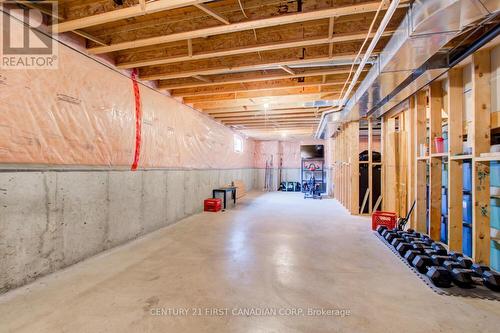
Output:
375,232,500,301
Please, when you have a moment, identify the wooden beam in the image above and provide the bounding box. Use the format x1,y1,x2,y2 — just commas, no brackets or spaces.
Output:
429,82,443,241
279,65,295,75
203,107,316,117
72,30,108,46
139,0,147,12
53,0,208,33
159,66,367,90
140,52,370,81
328,17,335,58
87,2,397,54
215,113,318,121
116,30,394,69
187,39,193,57
14,1,108,46
447,68,463,252
191,95,338,109
471,50,491,264
414,90,428,232
183,86,344,103
203,103,324,113
171,76,354,97
192,75,211,83
193,3,230,25
350,122,360,214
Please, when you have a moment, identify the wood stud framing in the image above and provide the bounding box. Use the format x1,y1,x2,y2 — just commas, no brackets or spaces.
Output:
49,0,407,134
344,48,496,265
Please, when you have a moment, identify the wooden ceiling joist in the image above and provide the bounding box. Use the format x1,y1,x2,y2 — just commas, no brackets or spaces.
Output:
140,49,375,81
214,113,319,121
159,66,368,90
206,108,319,117
191,94,340,109
116,30,392,70
182,86,346,103
86,1,396,54
193,3,230,25
53,0,209,33
170,73,365,97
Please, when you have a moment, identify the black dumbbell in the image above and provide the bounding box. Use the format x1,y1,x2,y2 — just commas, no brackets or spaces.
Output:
431,243,447,253
457,257,473,269
431,255,453,266
442,260,463,271
451,268,474,288
381,229,390,237
471,263,490,276
448,251,463,260
482,271,500,292
426,266,453,288
404,249,421,263
391,237,405,248
385,232,398,243
412,255,433,273
396,242,412,256
376,225,388,235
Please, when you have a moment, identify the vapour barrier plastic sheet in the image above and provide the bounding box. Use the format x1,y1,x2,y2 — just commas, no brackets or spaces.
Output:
0,12,254,169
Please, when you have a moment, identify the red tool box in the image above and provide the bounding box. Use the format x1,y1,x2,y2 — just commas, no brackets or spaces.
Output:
204,198,222,212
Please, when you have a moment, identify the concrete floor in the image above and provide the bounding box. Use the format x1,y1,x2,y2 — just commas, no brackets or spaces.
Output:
0,192,499,333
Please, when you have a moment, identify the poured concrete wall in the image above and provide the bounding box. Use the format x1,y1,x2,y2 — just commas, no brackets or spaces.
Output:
0,168,256,293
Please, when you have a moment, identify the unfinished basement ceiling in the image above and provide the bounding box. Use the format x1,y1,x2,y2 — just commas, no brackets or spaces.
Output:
50,0,410,139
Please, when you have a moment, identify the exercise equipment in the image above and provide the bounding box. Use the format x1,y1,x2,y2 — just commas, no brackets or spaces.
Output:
426,266,453,288
457,257,473,269
404,249,421,263
396,242,412,255
303,175,322,199
450,268,474,288
443,260,463,271
376,225,388,235
471,263,490,276
412,255,433,273
483,271,500,291
431,255,453,266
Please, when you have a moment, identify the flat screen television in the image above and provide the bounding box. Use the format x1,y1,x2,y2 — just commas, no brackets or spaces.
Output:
300,145,324,159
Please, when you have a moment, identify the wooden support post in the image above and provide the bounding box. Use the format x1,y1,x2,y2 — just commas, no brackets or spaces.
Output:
471,50,491,264
384,117,397,213
429,81,443,240
415,90,427,233
368,118,373,213
407,96,416,228
350,122,360,214
447,68,464,251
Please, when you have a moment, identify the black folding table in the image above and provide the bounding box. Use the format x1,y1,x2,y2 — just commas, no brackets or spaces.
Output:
212,187,237,211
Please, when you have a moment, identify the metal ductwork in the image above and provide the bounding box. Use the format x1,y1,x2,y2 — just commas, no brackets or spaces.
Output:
318,0,500,138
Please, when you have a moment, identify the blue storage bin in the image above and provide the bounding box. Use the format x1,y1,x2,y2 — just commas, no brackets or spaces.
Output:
463,223,472,257
492,197,500,230
491,240,500,272
442,163,448,187
440,216,448,244
463,162,472,192
492,162,500,187
463,193,472,223
441,187,447,216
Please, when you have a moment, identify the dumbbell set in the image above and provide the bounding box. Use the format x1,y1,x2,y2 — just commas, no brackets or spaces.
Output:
376,225,500,291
